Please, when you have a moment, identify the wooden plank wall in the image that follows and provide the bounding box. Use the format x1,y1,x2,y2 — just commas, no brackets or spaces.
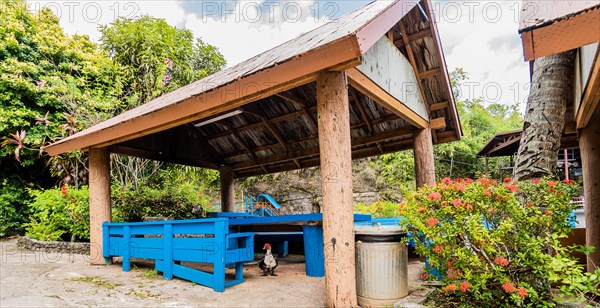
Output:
356,36,429,121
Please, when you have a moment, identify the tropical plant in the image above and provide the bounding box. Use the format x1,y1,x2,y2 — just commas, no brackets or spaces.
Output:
401,177,599,306
26,186,91,241
513,52,575,181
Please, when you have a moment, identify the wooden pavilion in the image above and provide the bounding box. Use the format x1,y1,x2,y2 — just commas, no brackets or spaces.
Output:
519,0,600,272
44,0,460,304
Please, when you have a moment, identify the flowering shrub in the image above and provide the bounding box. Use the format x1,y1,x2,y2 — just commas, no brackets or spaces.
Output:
401,177,599,306
26,186,90,241
354,200,400,218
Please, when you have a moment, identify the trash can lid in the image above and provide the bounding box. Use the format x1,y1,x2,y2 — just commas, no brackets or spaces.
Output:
354,223,407,236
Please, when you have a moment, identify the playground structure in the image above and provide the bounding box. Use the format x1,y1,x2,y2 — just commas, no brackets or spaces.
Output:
244,194,281,217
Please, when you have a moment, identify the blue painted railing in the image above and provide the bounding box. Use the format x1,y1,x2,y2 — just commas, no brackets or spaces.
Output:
102,218,254,292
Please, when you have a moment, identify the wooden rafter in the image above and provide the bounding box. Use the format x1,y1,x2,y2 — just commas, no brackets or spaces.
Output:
398,20,430,115
429,117,446,130
430,101,449,111
350,89,384,153
221,113,403,159
216,122,268,174
259,116,301,168
276,92,319,132
232,127,414,171
393,28,432,47
235,138,415,177
419,68,440,80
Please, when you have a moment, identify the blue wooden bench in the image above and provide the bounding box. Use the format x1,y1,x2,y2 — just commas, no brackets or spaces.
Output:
102,218,254,292
224,213,372,277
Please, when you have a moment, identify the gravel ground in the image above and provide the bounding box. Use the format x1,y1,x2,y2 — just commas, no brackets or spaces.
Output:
1,238,426,307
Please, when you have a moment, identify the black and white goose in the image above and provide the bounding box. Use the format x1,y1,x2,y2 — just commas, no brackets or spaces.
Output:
259,243,278,276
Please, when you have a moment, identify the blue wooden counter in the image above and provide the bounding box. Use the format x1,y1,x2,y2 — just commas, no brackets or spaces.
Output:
218,213,372,277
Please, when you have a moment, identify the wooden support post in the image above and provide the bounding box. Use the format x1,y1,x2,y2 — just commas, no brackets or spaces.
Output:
414,127,436,187
219,165,235,212
317,70,357,307
579,109,600,272
88,148,111,265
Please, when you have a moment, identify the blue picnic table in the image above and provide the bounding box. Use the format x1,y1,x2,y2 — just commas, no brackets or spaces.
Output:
103,213,371,292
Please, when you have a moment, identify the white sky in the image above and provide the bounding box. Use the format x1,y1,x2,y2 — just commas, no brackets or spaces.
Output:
25,0,531,112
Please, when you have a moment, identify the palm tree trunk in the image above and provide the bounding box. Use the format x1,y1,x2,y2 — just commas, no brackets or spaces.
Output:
512,51,575,181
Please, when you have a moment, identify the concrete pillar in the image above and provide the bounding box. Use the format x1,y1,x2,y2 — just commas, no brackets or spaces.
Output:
316,70,357,307
580,108,600,272
414,127,436,187
219,165,235,212
88,148,111,265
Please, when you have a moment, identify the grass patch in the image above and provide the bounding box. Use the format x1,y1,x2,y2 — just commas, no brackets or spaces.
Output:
70,276,123,290
126,288,160,299
141,269,158,278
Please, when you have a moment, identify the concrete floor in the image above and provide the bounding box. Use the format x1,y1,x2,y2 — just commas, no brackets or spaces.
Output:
1,238,425,307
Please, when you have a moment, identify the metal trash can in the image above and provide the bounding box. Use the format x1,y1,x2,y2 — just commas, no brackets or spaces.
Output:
355,224,408,308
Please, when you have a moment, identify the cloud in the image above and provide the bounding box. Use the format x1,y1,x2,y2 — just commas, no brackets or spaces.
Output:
434,0,530,110
25,0,531,111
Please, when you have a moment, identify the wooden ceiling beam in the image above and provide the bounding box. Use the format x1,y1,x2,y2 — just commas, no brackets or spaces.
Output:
109,145,220,169
234,139,415,178
221,113,403,160
393,28,432,47
275,92,319,132
430,101,449,111
232,127,414,171
350,89,384,153
208,108,311,140
429,117,446,130
398,20,430,115
419,68,440,80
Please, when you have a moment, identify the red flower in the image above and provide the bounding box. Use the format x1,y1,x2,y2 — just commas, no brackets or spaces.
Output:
454,183,466,192
417,206,425,213
503,183,519,192
432,245,444,253
504,177,512,183
502,282,516,293
452,198,463,207
545,210,554,216
428,192,442,201
426,217,439,227
563,179,575,185
459,281,470,292
422,273,429,281
442,177,452,184
484,188,492,196
465,203,473,210
493,256,509,267
527,202,535,208
547,180,557,187
442,284,458,292
516,287,528,298
532,179,541,185
61,186,67,196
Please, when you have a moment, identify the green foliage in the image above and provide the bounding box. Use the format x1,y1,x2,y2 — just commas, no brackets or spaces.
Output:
99,16,225,105
112,167,214,222
0,177,29,236
1,1,227,237
26,186,90,241
354,200,401,218
401,177,599,306
374,69,523,194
